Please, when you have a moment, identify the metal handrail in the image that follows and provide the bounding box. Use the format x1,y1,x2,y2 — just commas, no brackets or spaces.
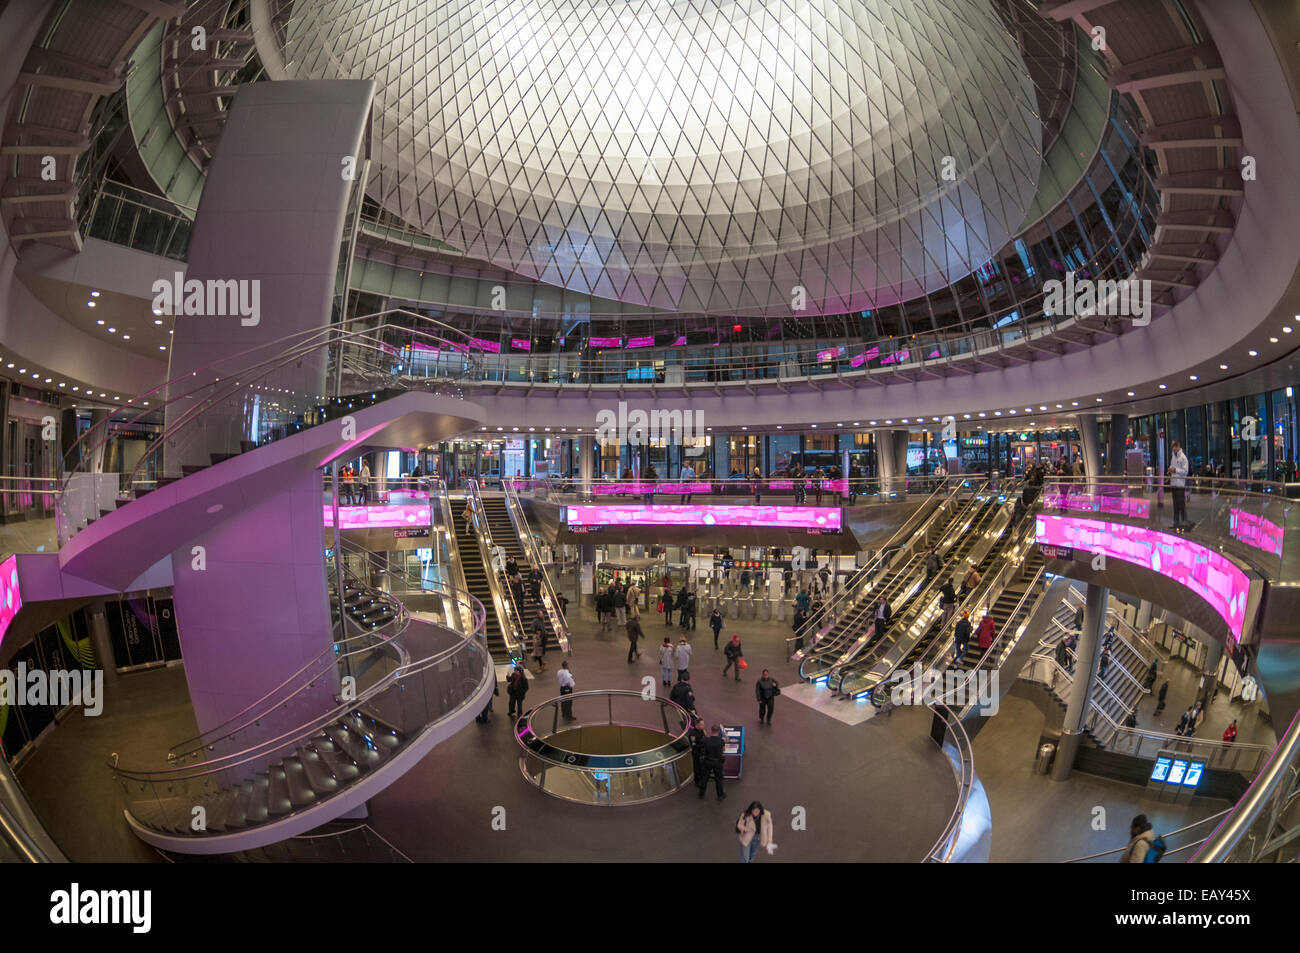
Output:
518,691,693,769
796,477,983,662
502,480,571,652
114,584,486,783
464,479,525,659
165,558,412,763
1193,707,1300,862
832,486,1013,693
925,702,975,863
1064,808,1233,862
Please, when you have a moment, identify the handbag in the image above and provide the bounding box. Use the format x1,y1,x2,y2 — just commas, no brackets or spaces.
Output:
657,599,664,612
738,657,748,670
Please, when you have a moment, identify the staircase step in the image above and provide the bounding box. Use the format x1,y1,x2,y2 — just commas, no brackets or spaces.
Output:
266,766,293,816
280,756,319,807
297,746,343,793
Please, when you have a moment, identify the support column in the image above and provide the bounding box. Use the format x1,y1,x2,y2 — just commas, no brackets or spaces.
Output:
842,448,851,500
85,600,119,694
873,429,909,494
1196,627,1224,699
578,436,595,497
1135,599,1153,631
1108,413,1129,476
1077,413,1102,485
1052,582,1109,781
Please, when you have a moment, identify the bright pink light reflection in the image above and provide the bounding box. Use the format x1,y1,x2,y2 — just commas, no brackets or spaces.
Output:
324,504,429,529
0,555,22,650
566,504,842,531
1043,488,1150,519
1229,509,1284,557
1035,515,1249,644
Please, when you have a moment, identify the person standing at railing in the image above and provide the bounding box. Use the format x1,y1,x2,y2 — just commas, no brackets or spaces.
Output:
751,465,763,504
679,462,696,503
358,459,371,505
812,467,826,504
1168,441,1190,529
643,463,658,504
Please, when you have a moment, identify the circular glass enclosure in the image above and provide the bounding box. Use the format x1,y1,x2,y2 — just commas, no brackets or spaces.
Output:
515,690,694,805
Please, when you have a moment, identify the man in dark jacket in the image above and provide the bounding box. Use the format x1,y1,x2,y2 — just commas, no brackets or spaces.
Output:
682,589,697,630
1154,680,1169,715
940,578,958,628
709,609,724,647
670,672,696,715
506,664,529,718
924,549,941,582
626,614,643,663
613,586,628,626
952,611,972,665
755,670,780,724
698,724,727,800
687,716,706,788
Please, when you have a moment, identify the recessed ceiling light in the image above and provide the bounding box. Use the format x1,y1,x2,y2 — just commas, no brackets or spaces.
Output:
58,382,65,387
4,363,11,369
90,291,100,297
1284,326,1293,334
963,414,971,419
869,420,877,425
72,386,78,391
1071,401,1079,406
853,421,860,426
159,345,166,350
1127,391,1135,397
86,301,95,308
1009,409,1016,414
1270,337,1279,343
994,411,1002,416
31,373,38,378
154,319,163,326
1095,397,1103,402
1159,384,1167,390
978,412,986,418
43,377,50,383
99,392,105,397
1220,363,1228,370
1249,350,1258,357
1055,403,1062,409
122,335,130,340
811,423,818,428
107,327,116,333
96,319,105,326
1189,375,1198,381
776,425,782,429
152,308,163,316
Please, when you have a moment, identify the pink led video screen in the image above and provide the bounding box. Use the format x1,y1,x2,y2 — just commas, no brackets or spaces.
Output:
1043,487,1150,519
324,504,430,529
0,555,22,650
1035,515,1250,644
591,482,714,496
566,504,842,531
1229,508,1284,557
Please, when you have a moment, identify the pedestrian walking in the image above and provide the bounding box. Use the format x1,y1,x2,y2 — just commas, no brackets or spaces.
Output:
557,661,576,720
940,577,958,628
1154,680,1169,715
736,802,775,862
658,637,675,687
709,609,724,648
755,669,780,724
626,614,644,663
722,634,744,681
1168,441,1189,528
532,621,546,672
1222,720,1238,746
675,635,692,679
663,589,675,626
461,499,475,535
613,586,627,626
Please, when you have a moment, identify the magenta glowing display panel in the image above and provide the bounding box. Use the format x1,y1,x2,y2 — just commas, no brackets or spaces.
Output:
323,504,430,529
0,555,22,650
566,504,842,531
589,336,621,348
1229,509,1284,557
1043,488,1151,519
1035,515,1250,645
626,335,655,348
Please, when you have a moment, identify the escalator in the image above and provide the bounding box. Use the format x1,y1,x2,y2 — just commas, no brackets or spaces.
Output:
452,509,515,663
797,481,988,681
953,548,1045,670
479,496,561,654
832,487,1014,695
894,495,1018,672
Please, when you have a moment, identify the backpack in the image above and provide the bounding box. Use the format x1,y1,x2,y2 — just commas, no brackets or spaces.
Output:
1144,835,1166,863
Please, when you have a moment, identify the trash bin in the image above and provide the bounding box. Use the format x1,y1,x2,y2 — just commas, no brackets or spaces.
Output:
1035,743,1056,775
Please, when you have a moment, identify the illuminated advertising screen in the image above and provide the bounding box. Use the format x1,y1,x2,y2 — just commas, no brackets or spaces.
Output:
1035,515,1251,644
1150,756,1171,783
1182,760,1205,787
565,504,842,531
1042,487,1151,519
1167,759,1189,785
0,555,22,651
324,504,430,529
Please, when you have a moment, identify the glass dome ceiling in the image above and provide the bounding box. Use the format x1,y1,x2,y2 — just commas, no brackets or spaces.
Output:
277,0,1042,316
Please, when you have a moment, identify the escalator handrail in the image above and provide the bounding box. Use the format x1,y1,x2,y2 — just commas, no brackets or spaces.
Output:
502,480,571,653
830,488,1011,692
115,584,487,783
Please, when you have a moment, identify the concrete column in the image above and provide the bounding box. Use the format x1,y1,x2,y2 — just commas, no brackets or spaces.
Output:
1195,626,1224,690
873,429,910,494
1077,413,1102,486
842,448,851,500
578,436,595,496
85,600,119,694
1052,582,1109,781
1108,413,1129,476
1135,599,1153,631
